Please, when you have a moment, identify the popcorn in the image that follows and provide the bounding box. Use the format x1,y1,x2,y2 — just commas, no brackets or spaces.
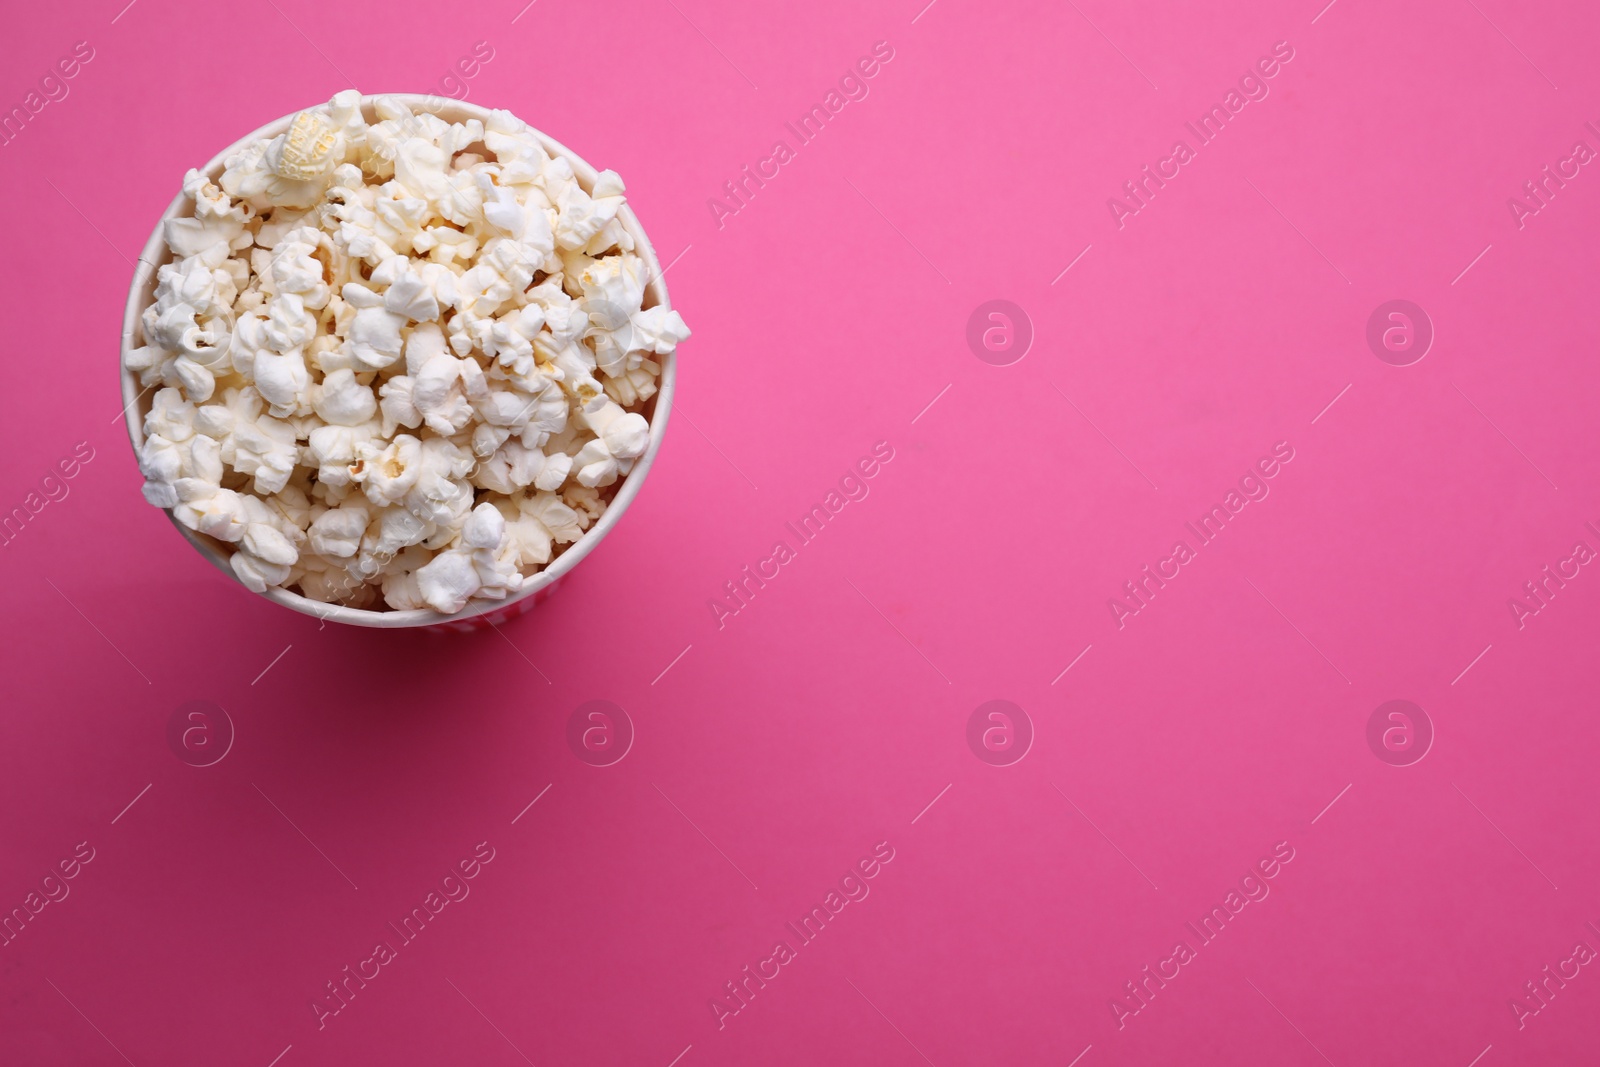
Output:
128,94,687,613
311,368,377,426
351,433,423,506
415,550,481,613
497,489,587,568
571,397,650,487
174,485,250,542
346,304,407,370
307,502,369,557
271,111,341,181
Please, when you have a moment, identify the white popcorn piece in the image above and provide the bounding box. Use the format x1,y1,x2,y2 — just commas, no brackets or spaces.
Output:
242,521,298,567
382,264,441,322
569,397,650,487
415,549,481,613
629,305,691,356
269,110,341,181
378,545,435,610
298,551,378,608
138,256,235,390
311,368,377,426
411,352,477,435
562,482,606,524
474,438,569,494
220,139,327,212
367,504,433,561
191,386,299,495
308,502,369,558
346,305,407,370
269,227,332,309
230,414,300,495
174,485,250,542
403,436,475,526
465,501,528,598
146,388,196,442
263,484,314,535
137,389,228,507
306,420,378,487
132,93,689,614
602,360,660,408
351,433,423,506
472,547,526,603
553,175,624,251
253,347,312,416
232,548,292,592
462,501,504,548
378,375,423,436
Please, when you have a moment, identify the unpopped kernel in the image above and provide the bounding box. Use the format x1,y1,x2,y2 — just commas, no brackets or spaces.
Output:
127,92,689,613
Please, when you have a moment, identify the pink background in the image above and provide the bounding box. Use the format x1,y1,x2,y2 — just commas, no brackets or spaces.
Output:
4,0,1600,1064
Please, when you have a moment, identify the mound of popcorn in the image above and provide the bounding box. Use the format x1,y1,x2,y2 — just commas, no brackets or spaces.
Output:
126,92,689,614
